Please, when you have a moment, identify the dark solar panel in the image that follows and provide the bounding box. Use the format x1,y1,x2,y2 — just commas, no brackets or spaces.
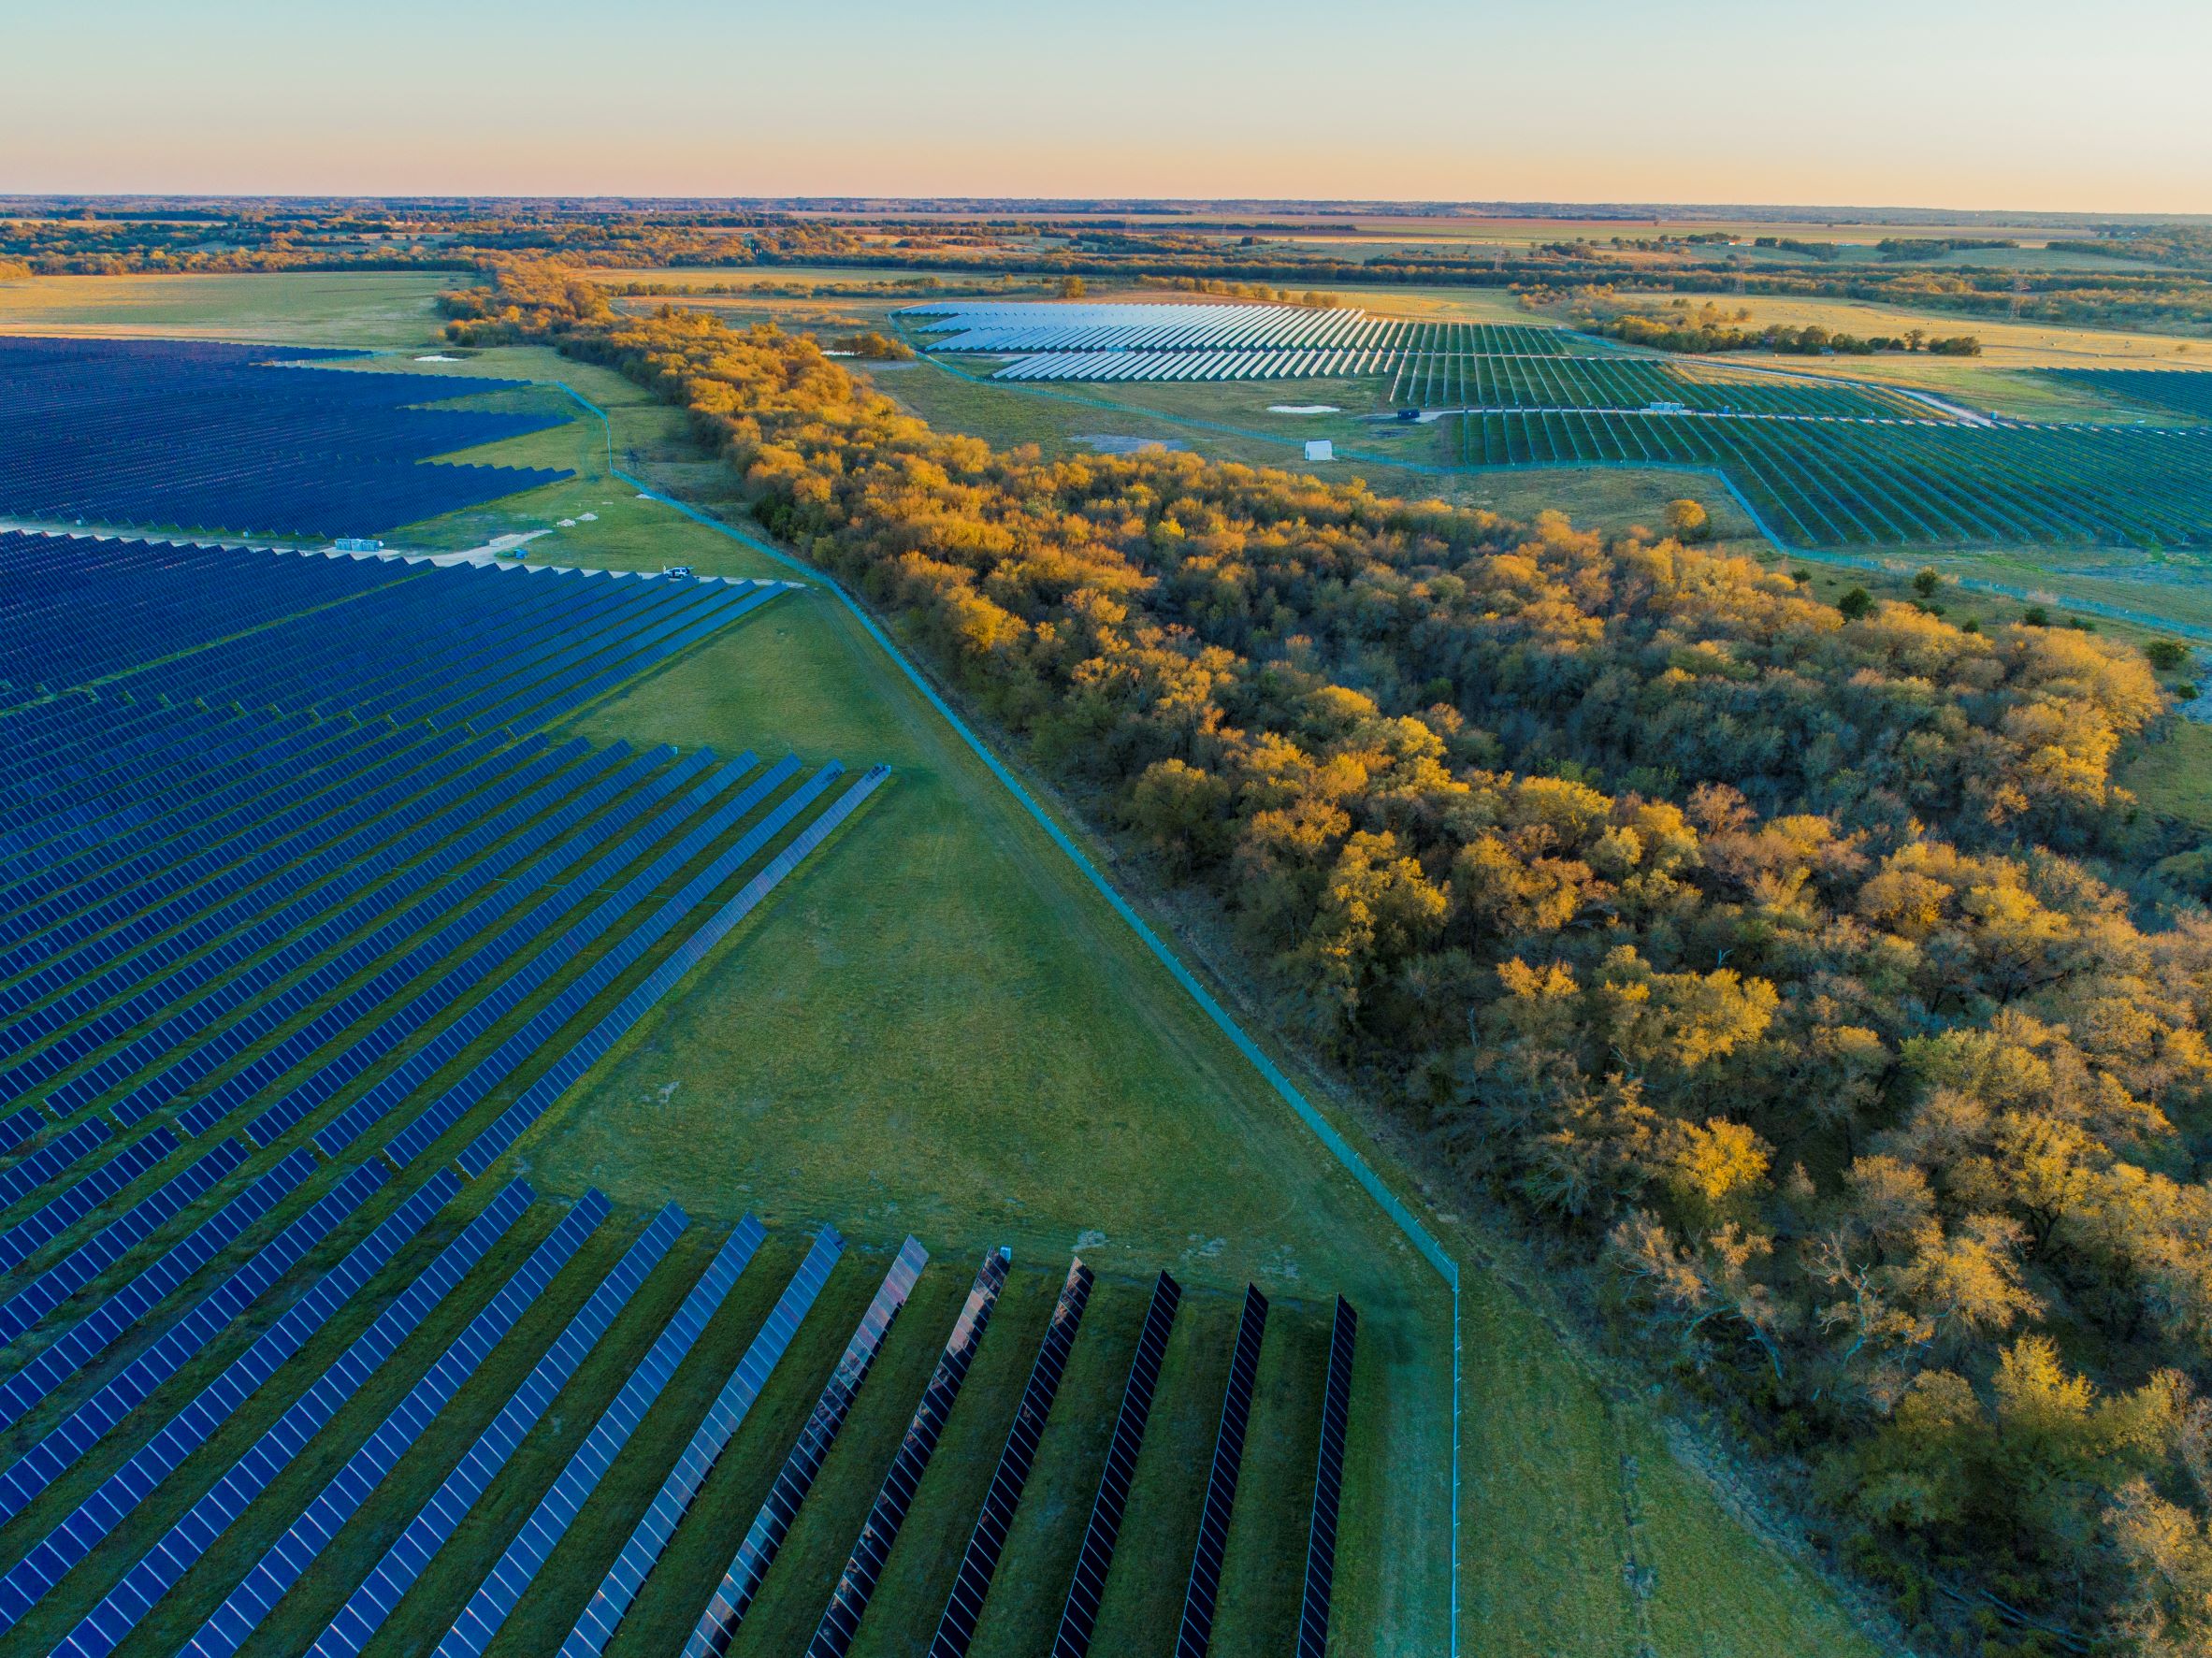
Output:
682,1237,931,1658
1172,1285,1270,1658
1049,1270,1182,1658
807,1248,1011,1657
928,1256,1095,1658
1295,1297,1359,1658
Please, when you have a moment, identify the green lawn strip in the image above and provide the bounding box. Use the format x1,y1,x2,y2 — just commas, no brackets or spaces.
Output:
101,1195,565,1652
1083,1290,1239,1657
598,1252,887,1658
2121,718,2212,832
722,1262,975,1656
1207,1306,1329,1657
354,1221,731,1656
226,1213,648,1658
962,1278,1145,1658
842,1267,1062,1658
477,1230,812,1657
1633,1414,1886,1658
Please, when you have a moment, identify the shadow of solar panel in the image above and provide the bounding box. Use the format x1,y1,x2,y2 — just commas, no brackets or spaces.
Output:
927,1256,1094,1658
1295,1297,1359,1658
1173,1285,1270,1658
561,1222,846,1658
808,1247,1010,1658
0,1145,312,1430
0,1167,455,1637
437,1213,768,1658
1049,1270,1182,1658
307,1202,687,1658
175,1189,609,1658
683,1235,930,1658
51,1176,530,1658
0,1136,244,1346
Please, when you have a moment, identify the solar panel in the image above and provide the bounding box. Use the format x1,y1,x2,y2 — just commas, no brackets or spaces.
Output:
1295,1297,1359,1658
306,1203,687,1658
0,1168,456,1637
175,1189,610,1658
683,1236,930,1658
0,1159,388,1528
436,1214,767,1658
560,1224,846,1658
1049,1271,1182,1658
1173,1285,1270,1658
0,1136,245,1347
51,1177,533,1658
0,1145,312,1430
0,1125,174,1276
0,1116,111,1213
807,1247,1010,1658
929,1256,1095,1658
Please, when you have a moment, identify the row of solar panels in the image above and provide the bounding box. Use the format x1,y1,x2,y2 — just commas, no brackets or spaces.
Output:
0,1141,1359,1652
0,335,570,539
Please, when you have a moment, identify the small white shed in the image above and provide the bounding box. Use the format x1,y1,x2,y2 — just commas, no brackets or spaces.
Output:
1304,439,1335,462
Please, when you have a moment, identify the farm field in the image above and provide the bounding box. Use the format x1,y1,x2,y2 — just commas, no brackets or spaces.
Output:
0,273,461,348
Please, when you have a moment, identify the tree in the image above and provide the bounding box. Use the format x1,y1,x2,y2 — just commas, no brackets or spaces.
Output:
1912,567,1941,599
1662,497,1712,543
1836,586,1873,620
2147,639,2191,672
1056,275,1087,298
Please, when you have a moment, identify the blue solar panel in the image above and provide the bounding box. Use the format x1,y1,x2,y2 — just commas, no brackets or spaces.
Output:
0,1137,245,1348
929,1257,1095,1658
560,1223,845,1658
307,1202,687,1658
1173,1285,1269,1658
52,1177,533,1658
0,1117,112,1213
0,1160,388,1528
1295,1297,1358,1658
683,1236,930,1658
437,1214,766,1658
1050,1271,1182,1658
0,1168,456,1637
175,1189,611,1658
0,1146,313,1430
807,1247,1009,1658
0,1126,174,1276
0,337,571,539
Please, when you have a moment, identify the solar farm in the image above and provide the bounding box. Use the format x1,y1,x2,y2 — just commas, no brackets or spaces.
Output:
0,338,1369,1656
900,300,2212,552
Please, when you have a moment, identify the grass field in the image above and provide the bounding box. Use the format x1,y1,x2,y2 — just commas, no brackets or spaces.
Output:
0,271,463,347
0,276,1905,1655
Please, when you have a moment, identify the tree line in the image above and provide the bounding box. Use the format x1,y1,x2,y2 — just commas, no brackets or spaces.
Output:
445,262,2212,1654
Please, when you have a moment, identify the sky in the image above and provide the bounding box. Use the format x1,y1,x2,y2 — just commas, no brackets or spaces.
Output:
8,0,2212,213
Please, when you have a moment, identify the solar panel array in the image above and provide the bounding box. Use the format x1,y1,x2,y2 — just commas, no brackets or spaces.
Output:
1173,1284,1271,1658
0,335,571,539
1296,1297,1360,1658
178,1189,612,1658
807,1247,1010,1658
903,299,1598,383
1050,1270,1183,1658
563,1224,846,1658
683,1236,931,1657
438,1214,769,1657
307,1202,687,1658
929,1256,1096,1658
